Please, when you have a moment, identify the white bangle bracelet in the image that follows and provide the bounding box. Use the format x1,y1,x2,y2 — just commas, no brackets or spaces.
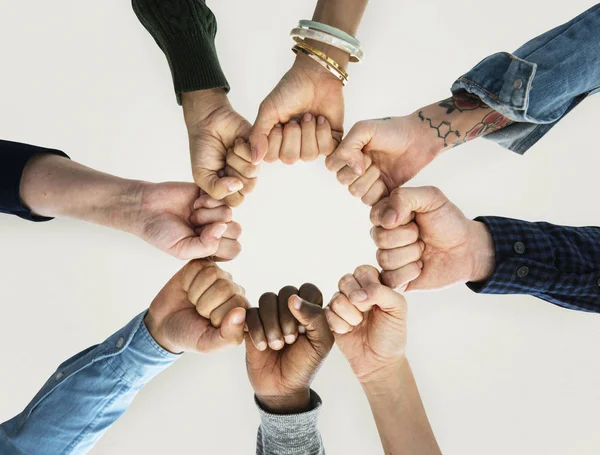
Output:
290,27,364,63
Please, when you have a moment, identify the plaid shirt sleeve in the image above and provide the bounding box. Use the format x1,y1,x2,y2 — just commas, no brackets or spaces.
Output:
467,216,600,313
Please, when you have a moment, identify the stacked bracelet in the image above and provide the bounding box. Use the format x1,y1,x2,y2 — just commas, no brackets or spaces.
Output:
291,26,363,63
292,42,348,86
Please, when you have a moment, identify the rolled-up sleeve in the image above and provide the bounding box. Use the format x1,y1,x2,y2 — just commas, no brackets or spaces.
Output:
0,140,70,222
451,4,600,154
467,216,600,313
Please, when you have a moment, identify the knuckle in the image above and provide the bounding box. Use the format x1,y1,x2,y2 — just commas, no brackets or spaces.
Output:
338,274,355,289
348,183,363,197
355,264,377,278
202,265,220,282
215,278,235,295
376,250,391,269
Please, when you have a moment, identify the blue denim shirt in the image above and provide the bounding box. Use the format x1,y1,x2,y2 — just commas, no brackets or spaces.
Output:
452,3,600,154
0,312,179,454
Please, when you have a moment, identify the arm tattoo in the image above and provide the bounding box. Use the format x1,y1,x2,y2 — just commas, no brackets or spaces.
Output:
439,92,489,114
418,111,461,147
451,111,513,148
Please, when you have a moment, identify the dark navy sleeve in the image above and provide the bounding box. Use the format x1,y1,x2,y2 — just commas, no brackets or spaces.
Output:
0,140,70,222
467,216,600,313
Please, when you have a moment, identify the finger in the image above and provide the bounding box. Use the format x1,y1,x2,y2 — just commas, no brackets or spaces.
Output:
327,121,375,175
246,307,267,351
280,119,302,165
195,278,238,319
278,286,299,344
210,294,250,328
324,307,353,334
371,186,449,229
348,283,407,317
265,124,283,163
336,166,360,186
300,113,319,161
316,116,335,157
216,307,246,347
232,138,253,161
288,296,334,354
174,223,227,260
348,164,381,199
211,238,242,262
298,283,323,308
193,194,228,210
181,259,215,292
371,222,419,249
193,221,241,241
377,241,425,271
353,264,382,289
227,147,261,179
250,100,278,164
361,179,389,207
187,264,232,304
381,262,423,292
193,168,244,201
225,166,258,196
338,273,362,298
190,206,233,226
329,292,363,326
259,292,285,350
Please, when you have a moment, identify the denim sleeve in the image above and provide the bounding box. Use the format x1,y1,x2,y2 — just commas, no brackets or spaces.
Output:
0,140,70,222
0,312,179,455
256,390,325,455
451,4,600,154
467,217,600,313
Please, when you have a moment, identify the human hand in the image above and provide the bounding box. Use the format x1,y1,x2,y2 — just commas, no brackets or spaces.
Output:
370,186,495,291
182,89,259,207
249,54,344,165
245,284,334,414
145,260,249,354
325,265,408,384
130,181,242,261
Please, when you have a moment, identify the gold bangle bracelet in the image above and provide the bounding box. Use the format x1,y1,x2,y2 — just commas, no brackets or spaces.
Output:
292,44,348,86
293,40,349,82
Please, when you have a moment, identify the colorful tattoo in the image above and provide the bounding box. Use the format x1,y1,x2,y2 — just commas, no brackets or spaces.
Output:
439,92,489,114
418,111,461,147
451,111,513,148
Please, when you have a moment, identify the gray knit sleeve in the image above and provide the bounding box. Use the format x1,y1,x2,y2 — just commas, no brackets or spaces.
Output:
255,390,325,455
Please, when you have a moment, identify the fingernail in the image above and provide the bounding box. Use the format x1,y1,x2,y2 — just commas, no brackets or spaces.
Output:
288,118,298,124
298,325,306,334
350,289,368,303
382,208,397,227
231,311,245,325
303,113,313,122
317,116,325,125
417,260,424,269
292,295,302,310
257,341,267,351
284,335,296,344
228,181,243,192
213,224,227,239
193,199,202,210
270,339,284,350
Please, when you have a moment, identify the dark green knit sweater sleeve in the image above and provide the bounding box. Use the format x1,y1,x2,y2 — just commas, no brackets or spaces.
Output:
132,0,230,104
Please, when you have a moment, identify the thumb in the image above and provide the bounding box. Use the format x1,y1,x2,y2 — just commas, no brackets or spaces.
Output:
348,283,407,317
326,121,374,175
288,295,334,354
175,223,227,260
250,100,279,165
193,168,244,201
218,307,247,347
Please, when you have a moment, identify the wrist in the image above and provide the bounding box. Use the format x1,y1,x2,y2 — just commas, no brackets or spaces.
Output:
468,221,496,283
144,310,181,355
257,389,312,415
292,52,346,86
360,357,407,396
182,88,230,129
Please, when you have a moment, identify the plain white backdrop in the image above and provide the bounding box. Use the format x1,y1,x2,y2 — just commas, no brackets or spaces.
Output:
1,1,600,454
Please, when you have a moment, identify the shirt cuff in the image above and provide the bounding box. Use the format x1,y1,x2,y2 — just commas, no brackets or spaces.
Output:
0,140,70,222
467,216,558,296
255,390,324,455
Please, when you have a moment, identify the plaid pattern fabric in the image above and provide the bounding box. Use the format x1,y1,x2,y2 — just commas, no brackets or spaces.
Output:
467,216,600,313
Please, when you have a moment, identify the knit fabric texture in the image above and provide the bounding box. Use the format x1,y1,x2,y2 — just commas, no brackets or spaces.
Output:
132,0,230,104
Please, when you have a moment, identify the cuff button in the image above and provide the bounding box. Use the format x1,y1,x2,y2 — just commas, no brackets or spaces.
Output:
513,79,523,89
116,337,125,349
513,242,526,254
516,266,529,278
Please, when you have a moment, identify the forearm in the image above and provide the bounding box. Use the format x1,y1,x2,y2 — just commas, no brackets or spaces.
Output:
414,93,513,155
20,153,141,232
307,0,369,69
362,358,441,455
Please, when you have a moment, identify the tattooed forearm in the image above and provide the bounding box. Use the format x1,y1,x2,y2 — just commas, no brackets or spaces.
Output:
451,111,513,148
418,111,461,147
439,92,489,114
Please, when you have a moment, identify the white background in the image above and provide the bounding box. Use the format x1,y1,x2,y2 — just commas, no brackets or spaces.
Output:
1,1,600,454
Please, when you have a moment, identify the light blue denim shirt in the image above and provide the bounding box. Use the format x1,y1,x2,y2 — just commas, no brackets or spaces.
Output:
452,3,600,154
0,312,325,455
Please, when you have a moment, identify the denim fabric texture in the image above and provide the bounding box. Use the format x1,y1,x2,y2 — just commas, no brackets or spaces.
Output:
467,217,600,313
451,4,600,154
